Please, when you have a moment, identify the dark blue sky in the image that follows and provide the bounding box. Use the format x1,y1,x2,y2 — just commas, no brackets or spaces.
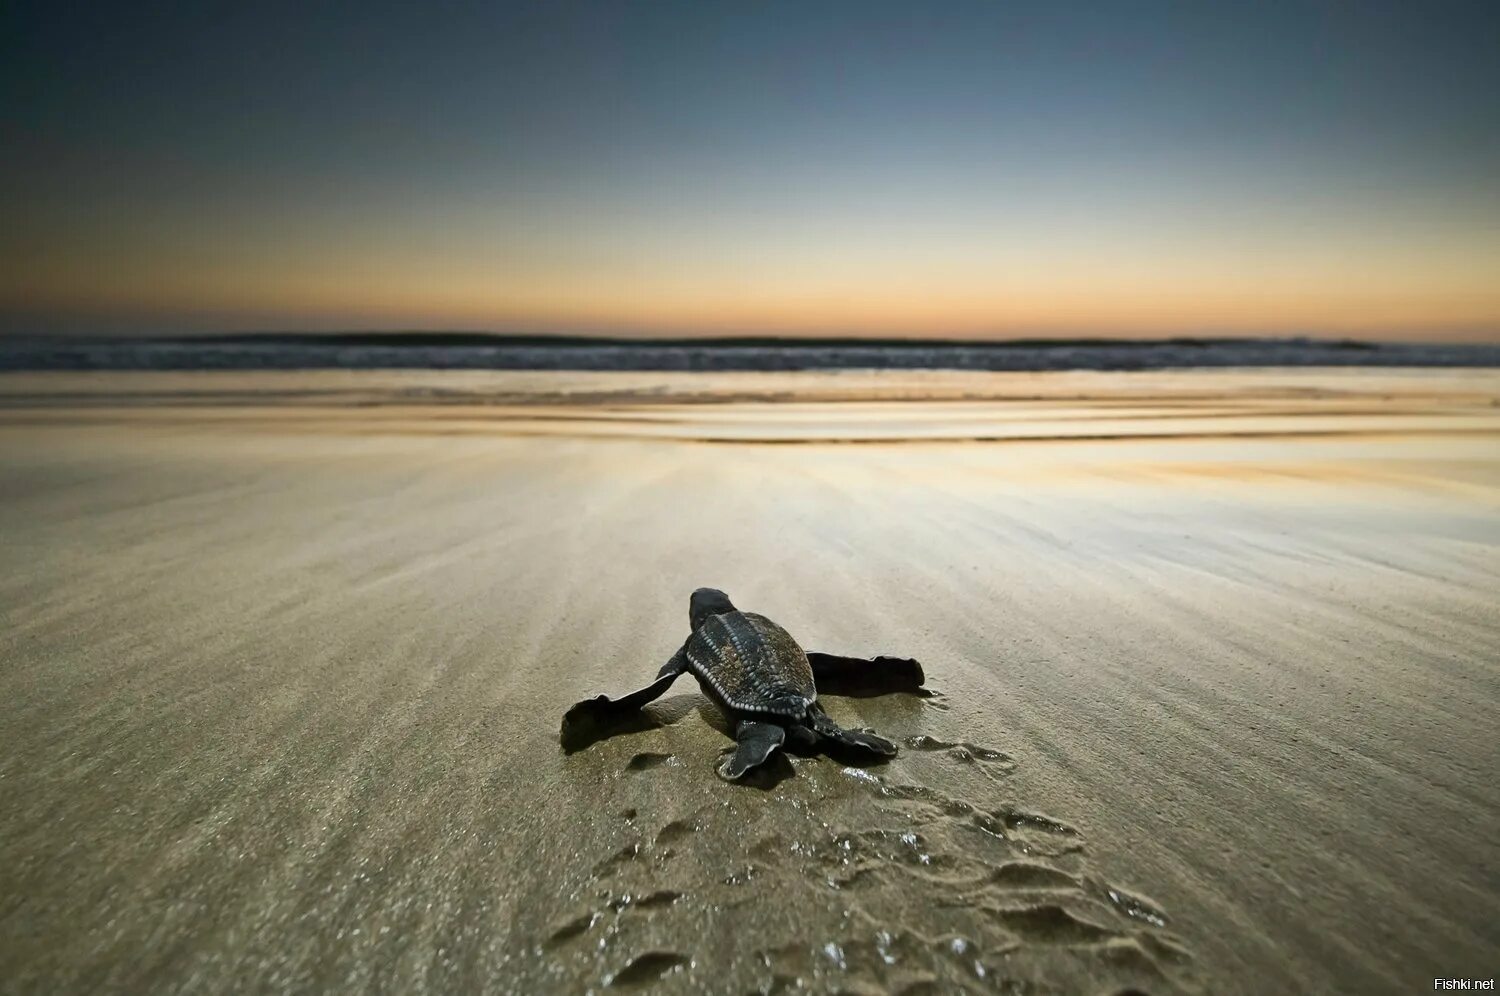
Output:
3,0,1497,338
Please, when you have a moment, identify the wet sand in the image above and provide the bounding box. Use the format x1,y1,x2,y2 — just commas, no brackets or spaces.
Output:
1,369,1497,994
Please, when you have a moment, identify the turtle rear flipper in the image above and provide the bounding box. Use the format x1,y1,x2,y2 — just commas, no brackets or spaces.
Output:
806,652,925,696
718,720,786,780
808,703,898,758
560,648,686,751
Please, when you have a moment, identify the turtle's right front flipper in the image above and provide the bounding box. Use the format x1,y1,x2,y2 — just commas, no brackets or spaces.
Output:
560,647,687,751
806,652,926,696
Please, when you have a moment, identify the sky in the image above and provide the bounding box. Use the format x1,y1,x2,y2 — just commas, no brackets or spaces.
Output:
1,0,1497,340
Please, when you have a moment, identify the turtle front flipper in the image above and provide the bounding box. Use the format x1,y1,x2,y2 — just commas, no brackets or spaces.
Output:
560,648,687,751
806,652,925,696
807,703,898,758
718,720,786,780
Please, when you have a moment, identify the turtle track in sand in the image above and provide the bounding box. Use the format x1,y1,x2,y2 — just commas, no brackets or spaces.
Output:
541,709,1201,994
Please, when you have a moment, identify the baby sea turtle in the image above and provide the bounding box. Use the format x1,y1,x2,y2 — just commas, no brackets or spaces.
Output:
561,588,926,780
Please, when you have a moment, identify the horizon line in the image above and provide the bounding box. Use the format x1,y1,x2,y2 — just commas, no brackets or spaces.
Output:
7,330,1495,349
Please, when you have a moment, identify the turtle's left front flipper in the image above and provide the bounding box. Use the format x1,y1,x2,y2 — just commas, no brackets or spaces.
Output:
806,652,925,696
560,648,686,751
807,703,898,758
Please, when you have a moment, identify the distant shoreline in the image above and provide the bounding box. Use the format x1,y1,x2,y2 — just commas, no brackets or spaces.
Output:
2,333,1497,371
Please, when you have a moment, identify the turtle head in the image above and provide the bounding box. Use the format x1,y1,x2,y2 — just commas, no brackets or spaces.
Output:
689,587,736,629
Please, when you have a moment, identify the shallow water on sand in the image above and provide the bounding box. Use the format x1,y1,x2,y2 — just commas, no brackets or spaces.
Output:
1,369,1496,994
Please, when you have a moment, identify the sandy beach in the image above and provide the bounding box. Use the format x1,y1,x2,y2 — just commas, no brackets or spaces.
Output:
1,368,1496,994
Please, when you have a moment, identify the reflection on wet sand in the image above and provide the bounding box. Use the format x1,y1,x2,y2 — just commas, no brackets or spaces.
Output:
3,368,1498,445
0,369,1496,994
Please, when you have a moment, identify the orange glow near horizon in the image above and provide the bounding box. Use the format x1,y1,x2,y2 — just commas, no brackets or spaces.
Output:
7,220,1498,340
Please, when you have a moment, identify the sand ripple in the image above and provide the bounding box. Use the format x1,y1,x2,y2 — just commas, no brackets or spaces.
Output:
542,718,1198,994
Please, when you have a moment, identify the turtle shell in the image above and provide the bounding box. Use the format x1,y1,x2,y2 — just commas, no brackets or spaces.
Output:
684,611,816,717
